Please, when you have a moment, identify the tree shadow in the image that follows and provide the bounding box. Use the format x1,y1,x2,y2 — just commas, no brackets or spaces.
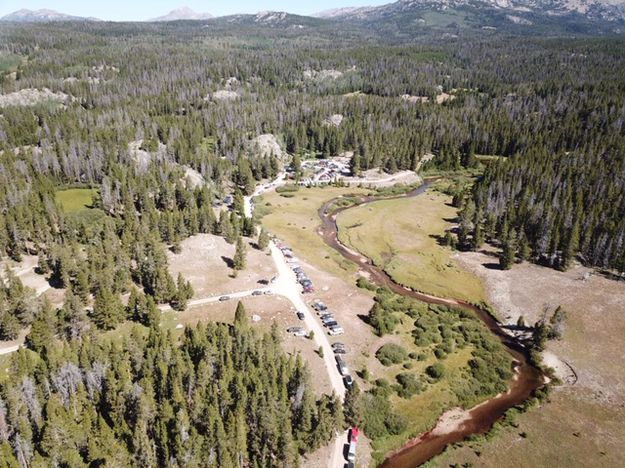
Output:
482,262,503,270
357,313,370,325
477,248,500,258
221,256,234,269
443,216,459,223
47,271,65,289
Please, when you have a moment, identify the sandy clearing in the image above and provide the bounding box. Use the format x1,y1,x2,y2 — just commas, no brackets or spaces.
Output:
343,169,422,188
168,234,278,298
430,408,473,436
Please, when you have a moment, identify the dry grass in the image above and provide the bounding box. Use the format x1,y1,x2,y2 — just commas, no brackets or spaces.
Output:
433,251,625,467
336,190,485,303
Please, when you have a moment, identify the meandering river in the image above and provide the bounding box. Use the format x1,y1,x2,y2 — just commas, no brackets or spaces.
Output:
317,182,544,467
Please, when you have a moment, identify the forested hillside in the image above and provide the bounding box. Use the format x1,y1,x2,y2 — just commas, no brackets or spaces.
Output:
0,316,342,466
1,24,624,277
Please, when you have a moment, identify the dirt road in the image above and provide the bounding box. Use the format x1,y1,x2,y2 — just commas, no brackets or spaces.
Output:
245,173,348,467
269,243,346,399
159,287,271,312
0,344,20,355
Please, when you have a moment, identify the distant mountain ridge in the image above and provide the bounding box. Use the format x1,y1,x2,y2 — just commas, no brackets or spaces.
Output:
149,6,213,22
0,8,99,22
316,0,625,23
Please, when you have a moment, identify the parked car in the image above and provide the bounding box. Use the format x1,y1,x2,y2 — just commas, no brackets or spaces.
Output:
252,290,263,296
328,326,344,336
320,313,334,320
264,290,273,295
336,356,349,376
312,300,327,311
303,286,314,293
324,321,338,328
331,342,346,349
297,312,305,321
333,347,347,354
350,427,359,443
344,375,354,388
286,326,303,333
219,296,230,301
293,329,307,337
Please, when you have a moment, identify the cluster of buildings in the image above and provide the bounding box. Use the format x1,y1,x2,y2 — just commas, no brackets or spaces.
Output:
288,157,352,186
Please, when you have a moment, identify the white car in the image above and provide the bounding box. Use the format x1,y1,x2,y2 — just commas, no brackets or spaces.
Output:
328,327,344,336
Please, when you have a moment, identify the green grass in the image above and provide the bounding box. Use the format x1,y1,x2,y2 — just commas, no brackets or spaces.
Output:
259,186,368,279
0,54,22,74
336,189,485,303
55,188,99,214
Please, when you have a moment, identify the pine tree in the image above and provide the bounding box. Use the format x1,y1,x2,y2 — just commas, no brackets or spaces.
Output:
172,273,193,311
257,228,270,250
349,152,362,177
499,230,517,270
561,222,579,270
233,237,247,271
234,301,248,329
343,381,363,427
92,287,123,330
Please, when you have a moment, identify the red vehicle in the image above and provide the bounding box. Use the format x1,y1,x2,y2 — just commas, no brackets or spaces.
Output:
350,427,359,444
303,285,314,293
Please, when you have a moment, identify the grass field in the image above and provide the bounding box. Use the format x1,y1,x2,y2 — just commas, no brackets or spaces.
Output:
0,54,22,74
365,314,476,461
259,185,368,279
336,189,485,303
55,188,98,214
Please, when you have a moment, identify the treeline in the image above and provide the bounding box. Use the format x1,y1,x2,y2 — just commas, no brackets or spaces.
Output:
459,146,625,272
0,310,342,466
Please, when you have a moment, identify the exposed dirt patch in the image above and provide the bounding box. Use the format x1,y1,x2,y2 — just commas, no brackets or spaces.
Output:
0,88,72,107
167,234,277,299
343,169,422,188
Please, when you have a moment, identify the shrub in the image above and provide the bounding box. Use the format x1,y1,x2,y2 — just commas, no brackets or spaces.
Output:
376,343,409,366
426,362,445,380
356,277,377,291
276,184,299,193
361,392,401,438
396,373,423,398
